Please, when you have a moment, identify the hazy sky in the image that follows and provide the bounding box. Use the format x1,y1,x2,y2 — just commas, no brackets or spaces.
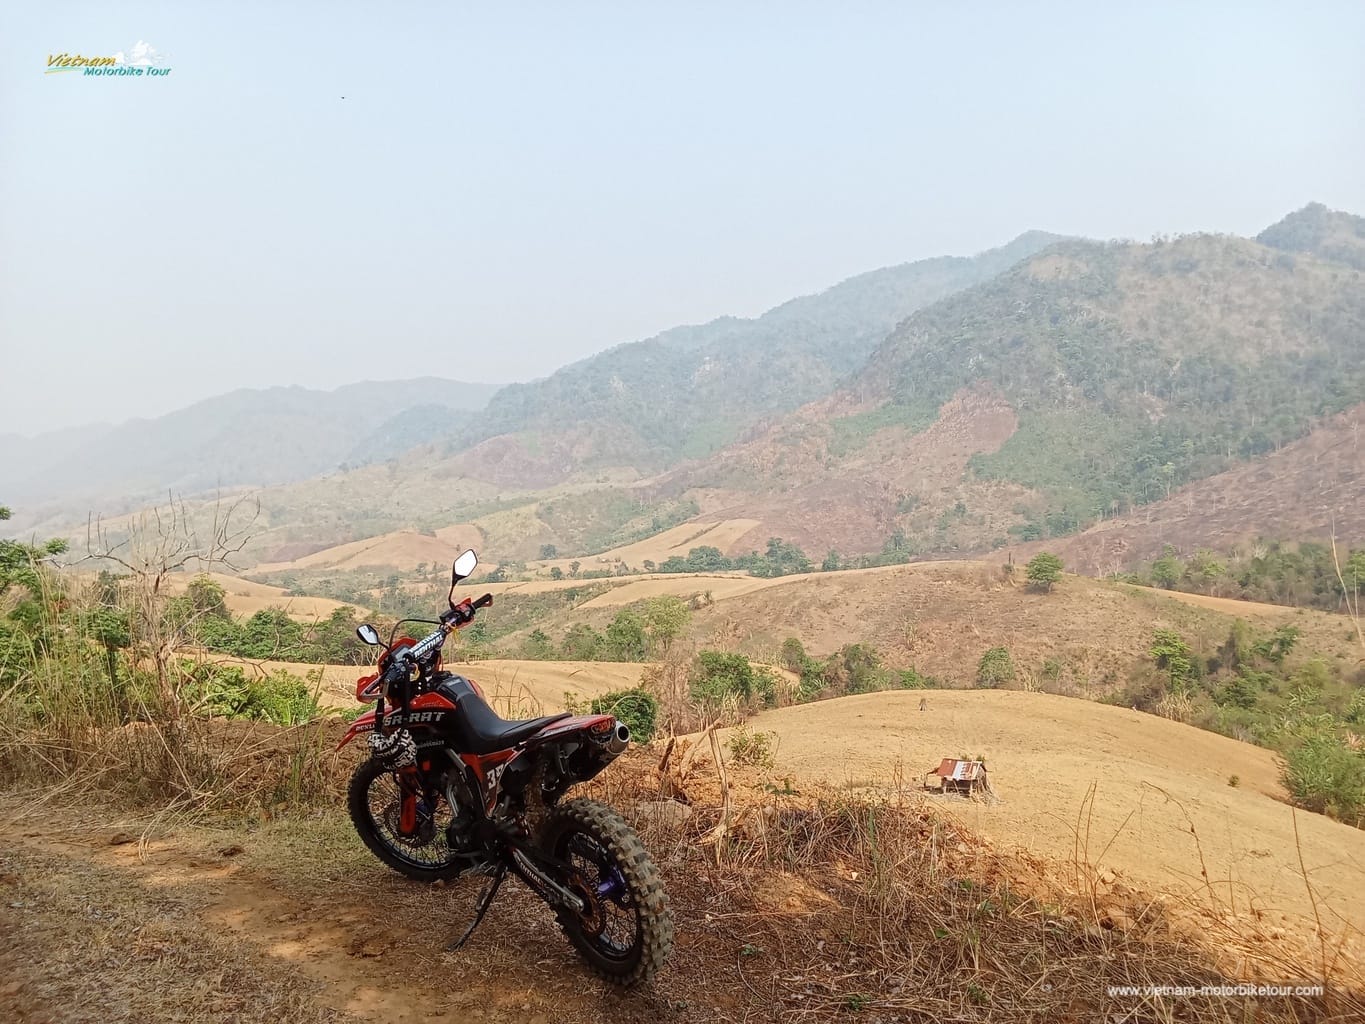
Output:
2,1,1362,436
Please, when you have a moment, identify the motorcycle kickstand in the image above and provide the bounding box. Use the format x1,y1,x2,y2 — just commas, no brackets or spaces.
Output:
446,863,508,952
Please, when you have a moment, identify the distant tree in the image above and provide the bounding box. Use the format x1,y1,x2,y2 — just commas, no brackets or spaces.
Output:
1252,625,1300,665
1345,551,1365,600
83,607,131,693
976,647,1016,688
1184,549,1226,593
779,637,807,674
642,560,656,573
823,643,889,694
0,504,68,599
539,544,558,560
562,623,603,661
186,574,230,618
524,628,554,660
1024,552,1064,591
569,560,581,578
1150,629,1195,691
465,620,490,650
1151,555,1183,589
604,610,647,661
748,538,811,577
685,546,730,572
643,596,690,654
690,651,770,706
549,566,563,580
822,549,842,572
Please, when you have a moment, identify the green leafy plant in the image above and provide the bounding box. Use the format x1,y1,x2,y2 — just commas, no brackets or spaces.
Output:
726,725,776,768
976,647,1015,688
571,687,659,744
1024,552,1064,591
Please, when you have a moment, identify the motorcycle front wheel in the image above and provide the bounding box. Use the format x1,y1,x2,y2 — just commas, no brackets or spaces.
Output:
538,798,673,986
347,758,467,882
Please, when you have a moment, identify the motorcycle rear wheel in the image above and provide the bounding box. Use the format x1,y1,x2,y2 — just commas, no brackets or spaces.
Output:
539,797,673,986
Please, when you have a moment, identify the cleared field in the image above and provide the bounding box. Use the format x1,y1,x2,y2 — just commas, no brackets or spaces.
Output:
162,573,361,620
254,529,477,574
575,573,789,608
732,689,1365,929
530,519,763,575
217,657,640,718
1141,587,1313,619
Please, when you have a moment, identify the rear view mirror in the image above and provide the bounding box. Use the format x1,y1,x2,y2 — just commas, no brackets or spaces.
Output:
452,549,478,584
356,624,382,646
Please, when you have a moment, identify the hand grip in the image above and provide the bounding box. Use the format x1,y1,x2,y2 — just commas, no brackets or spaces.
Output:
472,593,494,610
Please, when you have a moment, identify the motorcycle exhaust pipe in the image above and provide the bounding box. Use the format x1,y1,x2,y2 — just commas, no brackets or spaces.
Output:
606,722,631,755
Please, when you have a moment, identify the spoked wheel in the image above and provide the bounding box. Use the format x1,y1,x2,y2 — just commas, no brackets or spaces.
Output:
539,798,673,986
347,758,467,881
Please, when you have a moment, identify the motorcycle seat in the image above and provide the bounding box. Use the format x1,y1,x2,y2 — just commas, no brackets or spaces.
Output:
439,675,571,754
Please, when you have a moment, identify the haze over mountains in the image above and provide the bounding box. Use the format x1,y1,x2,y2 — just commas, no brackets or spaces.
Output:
5,204,1363,571
2,231,1062,528
0,379,496,525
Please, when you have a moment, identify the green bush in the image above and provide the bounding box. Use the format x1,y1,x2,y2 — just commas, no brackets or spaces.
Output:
182,663,319,726
1025,552,1064,591
1214,675,1259,710
824,643,891,695
561,623,603,660
797,659,827,702
1281,732,1365,826
603,609,647,661
976,647,1016,688
1150,629,1196,691
727,725,776,768
581,687,658,743
895,667,934,689
690,651,762,706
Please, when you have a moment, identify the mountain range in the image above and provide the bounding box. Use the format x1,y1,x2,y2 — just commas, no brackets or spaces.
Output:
5,204,1362,572
0,379,496,530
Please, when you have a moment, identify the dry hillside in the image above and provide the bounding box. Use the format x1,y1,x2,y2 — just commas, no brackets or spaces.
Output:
1006,403,1365,574
253,528,486,575
726,689,1365,931
162,572,364,620
211,657,639,717
666,385,1029,557
488,560,1361,691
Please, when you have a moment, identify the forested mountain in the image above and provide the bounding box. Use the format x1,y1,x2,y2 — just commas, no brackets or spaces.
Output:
444,231,1063,473
13,205,1361,572
1257,202,1365,269
664,206,1365,558
1,379,495,532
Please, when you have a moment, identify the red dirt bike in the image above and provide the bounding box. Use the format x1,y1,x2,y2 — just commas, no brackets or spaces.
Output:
336,549,672,985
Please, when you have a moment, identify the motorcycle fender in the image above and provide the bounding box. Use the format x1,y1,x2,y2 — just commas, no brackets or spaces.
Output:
528,713,616,744
336,709,379,750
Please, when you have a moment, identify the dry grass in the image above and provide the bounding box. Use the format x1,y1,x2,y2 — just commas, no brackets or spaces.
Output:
0,842,345,1024
586,748,1363,1022
3,739,1360,1023
726,689,1365,931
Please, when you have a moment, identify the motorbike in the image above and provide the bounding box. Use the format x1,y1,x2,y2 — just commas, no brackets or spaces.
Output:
336,549,673,985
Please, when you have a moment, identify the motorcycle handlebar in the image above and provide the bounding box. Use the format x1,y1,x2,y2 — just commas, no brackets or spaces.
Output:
391,594,496,676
